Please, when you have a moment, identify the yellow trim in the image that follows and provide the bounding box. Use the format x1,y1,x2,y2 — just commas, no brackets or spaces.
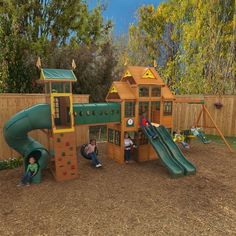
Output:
123,70,132,77
50,93,75,134
142,69,155,79
109,85,118,93
40,70,45,81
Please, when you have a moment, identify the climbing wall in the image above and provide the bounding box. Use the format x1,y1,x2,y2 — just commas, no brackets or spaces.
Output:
52,132,79,181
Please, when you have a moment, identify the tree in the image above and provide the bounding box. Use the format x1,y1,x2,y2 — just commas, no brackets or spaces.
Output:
0,0,114,97
127,0,235,95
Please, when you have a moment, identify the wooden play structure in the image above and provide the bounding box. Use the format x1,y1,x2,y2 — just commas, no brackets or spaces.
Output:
39,68,79,181
106,66,175,163
3,64,232,182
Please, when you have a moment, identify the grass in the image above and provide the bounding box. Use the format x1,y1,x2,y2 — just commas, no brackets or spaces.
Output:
206,134,236,149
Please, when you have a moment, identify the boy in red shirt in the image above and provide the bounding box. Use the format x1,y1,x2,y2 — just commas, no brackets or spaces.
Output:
140,112,158,139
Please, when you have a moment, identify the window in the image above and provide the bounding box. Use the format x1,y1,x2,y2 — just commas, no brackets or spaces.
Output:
151,87,161,97
114,130,121,146
139,87,149,97
52,82,70,93
151,101,160,111
139,102,149,116
138,130,148,145
163,101,172,116
125,101,135,117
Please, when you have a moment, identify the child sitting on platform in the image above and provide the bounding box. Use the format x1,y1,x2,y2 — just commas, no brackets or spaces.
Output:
85,139,102,168
18,156,38,186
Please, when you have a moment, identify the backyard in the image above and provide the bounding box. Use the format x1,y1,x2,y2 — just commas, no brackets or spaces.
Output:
0,141,236,235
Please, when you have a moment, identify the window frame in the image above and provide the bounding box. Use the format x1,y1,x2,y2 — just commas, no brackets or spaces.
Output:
151,86,161,97
163,101,173,116
139,86,149,97
125,101,136,118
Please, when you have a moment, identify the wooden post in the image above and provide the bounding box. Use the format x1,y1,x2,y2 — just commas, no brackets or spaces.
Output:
195,109,203,127
203,105,233,152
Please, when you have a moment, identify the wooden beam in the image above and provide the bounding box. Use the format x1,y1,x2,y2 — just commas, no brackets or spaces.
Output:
195,109,203,127
203,105,233,152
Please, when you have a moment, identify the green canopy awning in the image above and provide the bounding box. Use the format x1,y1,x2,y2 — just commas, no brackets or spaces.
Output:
40,68,77,82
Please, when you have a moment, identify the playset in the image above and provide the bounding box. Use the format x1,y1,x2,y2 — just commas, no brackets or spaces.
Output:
3,64,232,183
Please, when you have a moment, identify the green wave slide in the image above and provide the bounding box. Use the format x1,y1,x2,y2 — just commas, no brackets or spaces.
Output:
3,104,52,183
154,125,196,176
142,127,184,178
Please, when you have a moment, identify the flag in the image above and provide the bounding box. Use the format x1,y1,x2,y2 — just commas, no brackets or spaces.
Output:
72,59,76,70
153,59,157,68
36,57,41,69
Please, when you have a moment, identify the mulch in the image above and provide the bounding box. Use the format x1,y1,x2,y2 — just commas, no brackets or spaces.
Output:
0,142,236,235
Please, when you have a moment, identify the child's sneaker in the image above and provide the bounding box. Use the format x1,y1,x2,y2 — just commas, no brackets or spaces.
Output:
26,183,30,186
17,183,23,187
96,163,102,168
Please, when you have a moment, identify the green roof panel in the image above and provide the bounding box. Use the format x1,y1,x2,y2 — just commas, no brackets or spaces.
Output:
41,68,77,81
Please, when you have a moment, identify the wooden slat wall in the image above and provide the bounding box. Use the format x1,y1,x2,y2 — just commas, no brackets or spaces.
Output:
0,93,89,160
173,95,236,137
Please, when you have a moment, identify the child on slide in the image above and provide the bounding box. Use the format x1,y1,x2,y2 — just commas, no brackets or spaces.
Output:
85,139,102,168
140,112,158,139
17,156,38,186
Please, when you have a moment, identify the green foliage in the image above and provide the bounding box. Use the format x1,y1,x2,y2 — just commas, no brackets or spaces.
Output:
126,0,235,95
0,0,115,99
0,157,23,171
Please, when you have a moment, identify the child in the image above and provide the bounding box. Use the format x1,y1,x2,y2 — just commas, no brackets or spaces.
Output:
18,157,38,186
124,132,134,163
140,112,158,139
174,129,190,149
85,139,102,168
190,126,210,143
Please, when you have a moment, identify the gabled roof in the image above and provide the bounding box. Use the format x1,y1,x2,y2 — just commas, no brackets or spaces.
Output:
107,81,135,100
121,66,165,86
40,68,77,82
162,86,175,100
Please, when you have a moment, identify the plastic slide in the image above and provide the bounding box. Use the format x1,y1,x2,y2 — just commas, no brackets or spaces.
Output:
155,126,196,175
142,126,185,178
3,104,52,183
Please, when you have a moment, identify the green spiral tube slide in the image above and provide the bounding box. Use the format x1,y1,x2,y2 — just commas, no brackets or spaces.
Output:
3,104,52,183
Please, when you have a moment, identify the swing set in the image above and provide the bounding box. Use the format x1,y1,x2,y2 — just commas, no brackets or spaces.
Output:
175,99,233,152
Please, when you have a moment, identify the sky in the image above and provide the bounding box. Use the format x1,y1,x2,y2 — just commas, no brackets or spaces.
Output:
89,0,163,35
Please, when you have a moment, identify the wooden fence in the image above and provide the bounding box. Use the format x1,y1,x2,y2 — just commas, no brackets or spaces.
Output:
0,93,89,160
0,94,235,160
173,95,236,137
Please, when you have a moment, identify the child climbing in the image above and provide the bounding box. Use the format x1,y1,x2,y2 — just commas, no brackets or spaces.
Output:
124,132,135,163
140,112,158,139
85,139,102,168
17,156,38,186
173,129,190,149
